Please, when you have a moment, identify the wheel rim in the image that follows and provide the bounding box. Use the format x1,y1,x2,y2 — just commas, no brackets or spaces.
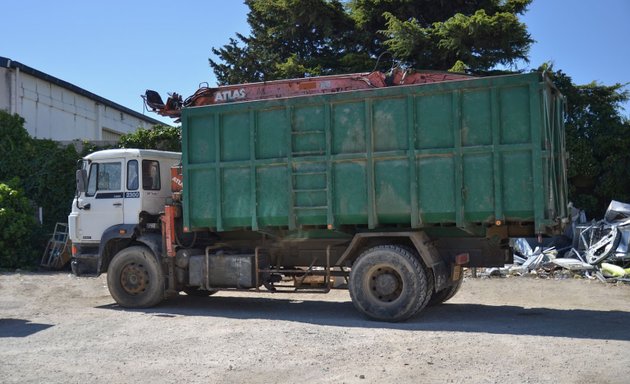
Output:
368,265,403,303
120,262,149,295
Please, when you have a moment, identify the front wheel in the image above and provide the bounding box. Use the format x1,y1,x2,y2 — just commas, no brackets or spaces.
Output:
107,246,165,308
349,245,430,322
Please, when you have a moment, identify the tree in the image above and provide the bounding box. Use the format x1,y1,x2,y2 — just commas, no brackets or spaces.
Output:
210,0,533,84
211,0,356,84
353,0,532,72
382,4,532,72
119,125,181,152
544,66,630,217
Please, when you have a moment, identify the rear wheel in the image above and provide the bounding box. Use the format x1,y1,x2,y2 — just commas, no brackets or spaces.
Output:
107,246,165,308
349,245,430,322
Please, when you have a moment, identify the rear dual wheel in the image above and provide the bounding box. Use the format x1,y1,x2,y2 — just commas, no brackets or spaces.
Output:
349,245,431,322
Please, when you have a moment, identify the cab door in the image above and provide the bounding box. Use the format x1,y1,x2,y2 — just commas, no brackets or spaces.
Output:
78,159,125,242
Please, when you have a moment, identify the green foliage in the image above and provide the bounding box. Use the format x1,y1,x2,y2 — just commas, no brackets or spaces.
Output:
383,6,533,72
119,125,181,152
210,0,533,84
25,140,80,230
543,66,630,217
79,140,115,157
0,179,39,269
211,0,356,83
0,110,81,268
0,111,81,232
448,60,468,73
0,112,32,181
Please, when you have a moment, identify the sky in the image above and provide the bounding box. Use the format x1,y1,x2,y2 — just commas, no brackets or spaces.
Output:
2,0,629,126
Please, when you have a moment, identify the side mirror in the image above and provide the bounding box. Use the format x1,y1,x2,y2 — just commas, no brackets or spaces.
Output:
76,169,88,193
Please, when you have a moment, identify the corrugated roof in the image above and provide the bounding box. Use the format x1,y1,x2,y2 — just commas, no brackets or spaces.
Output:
0,56,165,126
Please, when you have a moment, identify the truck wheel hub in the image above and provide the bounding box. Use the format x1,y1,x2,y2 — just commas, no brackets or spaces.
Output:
120,263,149,295
370,267,402,302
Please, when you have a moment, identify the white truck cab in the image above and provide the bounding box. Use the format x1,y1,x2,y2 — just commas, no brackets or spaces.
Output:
69,148,180,276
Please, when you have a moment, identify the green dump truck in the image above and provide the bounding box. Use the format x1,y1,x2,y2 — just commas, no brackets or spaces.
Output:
70,71,568,321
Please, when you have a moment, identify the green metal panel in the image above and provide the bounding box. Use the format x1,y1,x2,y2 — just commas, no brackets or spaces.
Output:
256,165,288,226
181,72,568,235
417,156,456,223
256,108,288,159
333,162,367,224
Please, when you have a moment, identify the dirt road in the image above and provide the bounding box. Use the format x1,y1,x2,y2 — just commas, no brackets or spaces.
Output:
1,272,629,383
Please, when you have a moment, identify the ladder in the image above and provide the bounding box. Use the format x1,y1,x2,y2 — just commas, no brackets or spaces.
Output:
289,125,331,228
40,223,71,269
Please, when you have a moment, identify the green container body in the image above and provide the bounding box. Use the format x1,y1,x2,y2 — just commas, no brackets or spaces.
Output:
181,72,568,235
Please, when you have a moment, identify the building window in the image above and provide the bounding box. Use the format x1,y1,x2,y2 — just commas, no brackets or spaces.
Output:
102,128,122,141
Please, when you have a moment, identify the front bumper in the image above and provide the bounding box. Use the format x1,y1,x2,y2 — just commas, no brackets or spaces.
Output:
71,244,101,276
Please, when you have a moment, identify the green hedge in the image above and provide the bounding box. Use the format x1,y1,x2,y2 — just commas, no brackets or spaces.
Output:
0,179,40,268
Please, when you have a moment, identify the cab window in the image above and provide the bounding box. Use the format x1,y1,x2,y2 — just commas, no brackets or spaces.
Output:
86,162,122,196
127,160,139,191
142,160,160,191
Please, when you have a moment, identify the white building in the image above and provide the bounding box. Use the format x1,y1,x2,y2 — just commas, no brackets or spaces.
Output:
0,56,163,141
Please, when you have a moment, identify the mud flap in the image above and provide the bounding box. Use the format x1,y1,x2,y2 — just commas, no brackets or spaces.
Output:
431,260,449,292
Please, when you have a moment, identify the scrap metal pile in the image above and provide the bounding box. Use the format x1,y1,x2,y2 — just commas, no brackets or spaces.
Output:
481,201,630,283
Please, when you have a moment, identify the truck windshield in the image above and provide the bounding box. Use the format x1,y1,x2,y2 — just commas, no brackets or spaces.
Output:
86,162,122,196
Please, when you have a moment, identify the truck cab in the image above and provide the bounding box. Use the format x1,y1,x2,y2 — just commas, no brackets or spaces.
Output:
68,148,180,276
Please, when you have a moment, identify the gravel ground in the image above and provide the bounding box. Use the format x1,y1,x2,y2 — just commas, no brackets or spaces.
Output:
1,272,629,384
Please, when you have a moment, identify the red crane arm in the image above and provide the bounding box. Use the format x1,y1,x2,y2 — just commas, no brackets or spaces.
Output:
145,68,472,119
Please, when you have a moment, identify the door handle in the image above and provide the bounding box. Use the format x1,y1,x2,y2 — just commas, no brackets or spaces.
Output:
113,202,122,207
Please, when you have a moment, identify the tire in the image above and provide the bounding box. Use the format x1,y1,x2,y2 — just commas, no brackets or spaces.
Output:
183,287,218,297
349,245,430,322
428,273,463,306
107,246,165,308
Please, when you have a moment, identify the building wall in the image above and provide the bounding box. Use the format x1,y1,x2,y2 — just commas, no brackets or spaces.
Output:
0,65,161,141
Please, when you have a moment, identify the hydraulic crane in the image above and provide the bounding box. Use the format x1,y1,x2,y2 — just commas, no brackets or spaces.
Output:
144,67,472,119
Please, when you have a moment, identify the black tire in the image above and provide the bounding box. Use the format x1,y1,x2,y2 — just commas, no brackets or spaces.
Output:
349,245,430,322
183,287,218,297
107,246,165,308
428,273,463,306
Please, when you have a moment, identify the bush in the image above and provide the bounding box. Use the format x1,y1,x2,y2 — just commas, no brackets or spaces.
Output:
0,179,39,268
0,113,31,182
0,110,82,268
23,140,80,230
119,124,181,152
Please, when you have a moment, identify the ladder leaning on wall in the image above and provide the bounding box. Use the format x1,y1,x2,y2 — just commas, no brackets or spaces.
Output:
40,223,71,269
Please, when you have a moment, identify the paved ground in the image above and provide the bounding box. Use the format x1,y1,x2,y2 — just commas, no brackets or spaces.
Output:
1,272,629,383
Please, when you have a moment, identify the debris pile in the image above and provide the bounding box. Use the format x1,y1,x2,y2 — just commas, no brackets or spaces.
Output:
479,201,630,283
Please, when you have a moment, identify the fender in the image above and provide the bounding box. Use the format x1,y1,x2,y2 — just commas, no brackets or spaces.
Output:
96,224,137,273
135,232,163,260
96,224,163,273
335,231,449,291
